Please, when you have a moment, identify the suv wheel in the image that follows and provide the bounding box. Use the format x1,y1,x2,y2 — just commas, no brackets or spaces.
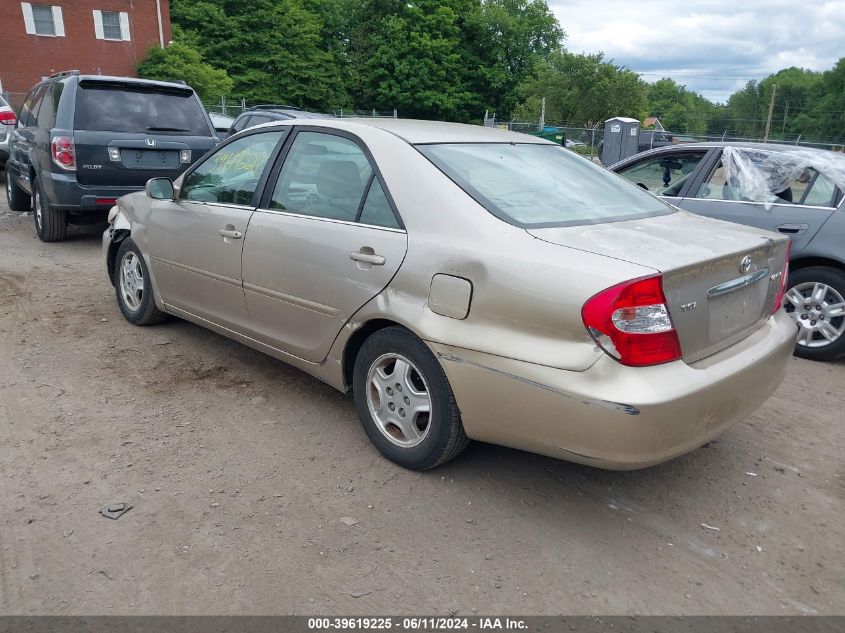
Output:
33,180,67,242
784,266,845,362
5,171,32,212
352,326,469,470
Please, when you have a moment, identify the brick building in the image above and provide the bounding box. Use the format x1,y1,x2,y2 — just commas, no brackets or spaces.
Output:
0,0,171,102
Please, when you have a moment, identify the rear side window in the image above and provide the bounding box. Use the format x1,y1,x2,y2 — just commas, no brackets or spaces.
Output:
268,131,373,222
420,143,671,228
74,83,210,135
231,115,251,133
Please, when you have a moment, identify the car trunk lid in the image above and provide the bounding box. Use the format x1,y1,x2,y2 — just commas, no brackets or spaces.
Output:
528,211,790,362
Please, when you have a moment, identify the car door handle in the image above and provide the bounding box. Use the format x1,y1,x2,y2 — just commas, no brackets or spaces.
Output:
349,251,385,265
776,223,808,234
218,228,243,239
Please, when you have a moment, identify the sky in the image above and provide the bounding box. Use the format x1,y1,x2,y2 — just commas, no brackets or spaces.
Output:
548,0,845,103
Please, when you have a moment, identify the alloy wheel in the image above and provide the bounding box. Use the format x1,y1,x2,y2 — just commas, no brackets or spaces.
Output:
366,353,432,448
119,251,145,312
784,282,845,348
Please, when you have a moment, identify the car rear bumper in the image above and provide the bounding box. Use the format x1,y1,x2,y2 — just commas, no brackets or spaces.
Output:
428,310,797,470
41,171,143,211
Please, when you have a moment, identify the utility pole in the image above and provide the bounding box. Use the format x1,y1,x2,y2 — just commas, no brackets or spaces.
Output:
539,97,545,132
763,84,778,142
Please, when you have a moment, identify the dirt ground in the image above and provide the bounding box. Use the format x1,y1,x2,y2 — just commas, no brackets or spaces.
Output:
0,188,843,616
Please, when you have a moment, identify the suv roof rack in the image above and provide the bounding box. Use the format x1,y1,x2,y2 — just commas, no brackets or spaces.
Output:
49,70,81,79
252,104,303,111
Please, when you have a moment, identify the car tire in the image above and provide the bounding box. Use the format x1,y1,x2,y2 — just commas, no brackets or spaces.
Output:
114,238,168,326
33,179,67,242
784,266,845,362
352,326,469,470
5,170,31,212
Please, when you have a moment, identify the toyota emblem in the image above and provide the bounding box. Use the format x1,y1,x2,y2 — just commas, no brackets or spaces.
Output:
739,255,752,274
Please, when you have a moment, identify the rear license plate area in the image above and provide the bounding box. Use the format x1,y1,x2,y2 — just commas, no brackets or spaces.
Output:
121,149,178,169
708,279,769,341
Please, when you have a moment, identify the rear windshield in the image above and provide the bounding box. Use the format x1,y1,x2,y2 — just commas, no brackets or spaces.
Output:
418,143,673,228
74,83,210,136
0,95,7,107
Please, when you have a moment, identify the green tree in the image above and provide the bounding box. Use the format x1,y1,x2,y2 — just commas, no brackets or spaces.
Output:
514,51,648,125
645,78,720,135
466,0,564,116
349,0,476,119
170,0,348,109
137,41,233,99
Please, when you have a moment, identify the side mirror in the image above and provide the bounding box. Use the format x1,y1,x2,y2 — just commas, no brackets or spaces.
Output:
146,178,175,200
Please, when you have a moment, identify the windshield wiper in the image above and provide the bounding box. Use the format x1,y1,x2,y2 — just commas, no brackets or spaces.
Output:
146,126,189,132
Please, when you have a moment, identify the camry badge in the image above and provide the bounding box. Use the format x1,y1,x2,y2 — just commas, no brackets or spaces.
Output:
145,138,156,148
739,255,752,274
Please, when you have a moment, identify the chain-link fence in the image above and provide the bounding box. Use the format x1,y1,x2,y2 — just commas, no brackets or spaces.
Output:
491,116,845,160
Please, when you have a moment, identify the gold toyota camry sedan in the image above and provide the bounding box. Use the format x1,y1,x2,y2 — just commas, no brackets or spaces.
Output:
103,119,797,470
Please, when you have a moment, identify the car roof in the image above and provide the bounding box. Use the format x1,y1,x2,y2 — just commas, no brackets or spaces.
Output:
243,108,330,120
255,118,553,145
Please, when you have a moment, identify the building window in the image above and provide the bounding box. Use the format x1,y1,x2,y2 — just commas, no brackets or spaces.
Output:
101,11,122,40
21,3,65,37
93,9,130,41
32,4,55,35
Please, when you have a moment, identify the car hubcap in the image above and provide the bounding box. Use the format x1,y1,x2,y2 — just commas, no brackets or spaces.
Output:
5,175,11,203
366,353,432,448
784,282,845,348
119,252,144,312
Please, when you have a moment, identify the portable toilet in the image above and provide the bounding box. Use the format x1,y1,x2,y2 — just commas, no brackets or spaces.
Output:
602,117,640,165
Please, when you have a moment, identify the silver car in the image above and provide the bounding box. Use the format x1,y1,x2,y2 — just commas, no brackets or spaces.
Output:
104,119,796,470
611,142,845,361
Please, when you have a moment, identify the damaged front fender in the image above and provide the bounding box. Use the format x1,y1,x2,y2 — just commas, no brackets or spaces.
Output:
104,206,132,286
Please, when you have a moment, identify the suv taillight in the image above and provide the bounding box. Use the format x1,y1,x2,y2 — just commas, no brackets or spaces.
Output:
772,242,791,315
51,136,76,171
581,274,682,367
0,111,16,126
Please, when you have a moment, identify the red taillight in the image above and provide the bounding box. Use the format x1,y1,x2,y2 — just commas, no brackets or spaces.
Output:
772,242,791,315
581,274,682,367
0,111,16,126
51,136,76,171
95,197,117,206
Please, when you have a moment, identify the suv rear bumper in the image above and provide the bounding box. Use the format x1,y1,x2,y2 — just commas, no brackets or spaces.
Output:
41,171,143,212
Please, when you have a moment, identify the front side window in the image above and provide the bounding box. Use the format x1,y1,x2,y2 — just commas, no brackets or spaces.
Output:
19,85,47,128
617,151,707,197
180,131,285,205
269,132,374,222
420,143,672,228
101,10,122,40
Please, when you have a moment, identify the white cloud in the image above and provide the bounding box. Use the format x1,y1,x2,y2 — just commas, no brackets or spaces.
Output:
549,0,845,102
